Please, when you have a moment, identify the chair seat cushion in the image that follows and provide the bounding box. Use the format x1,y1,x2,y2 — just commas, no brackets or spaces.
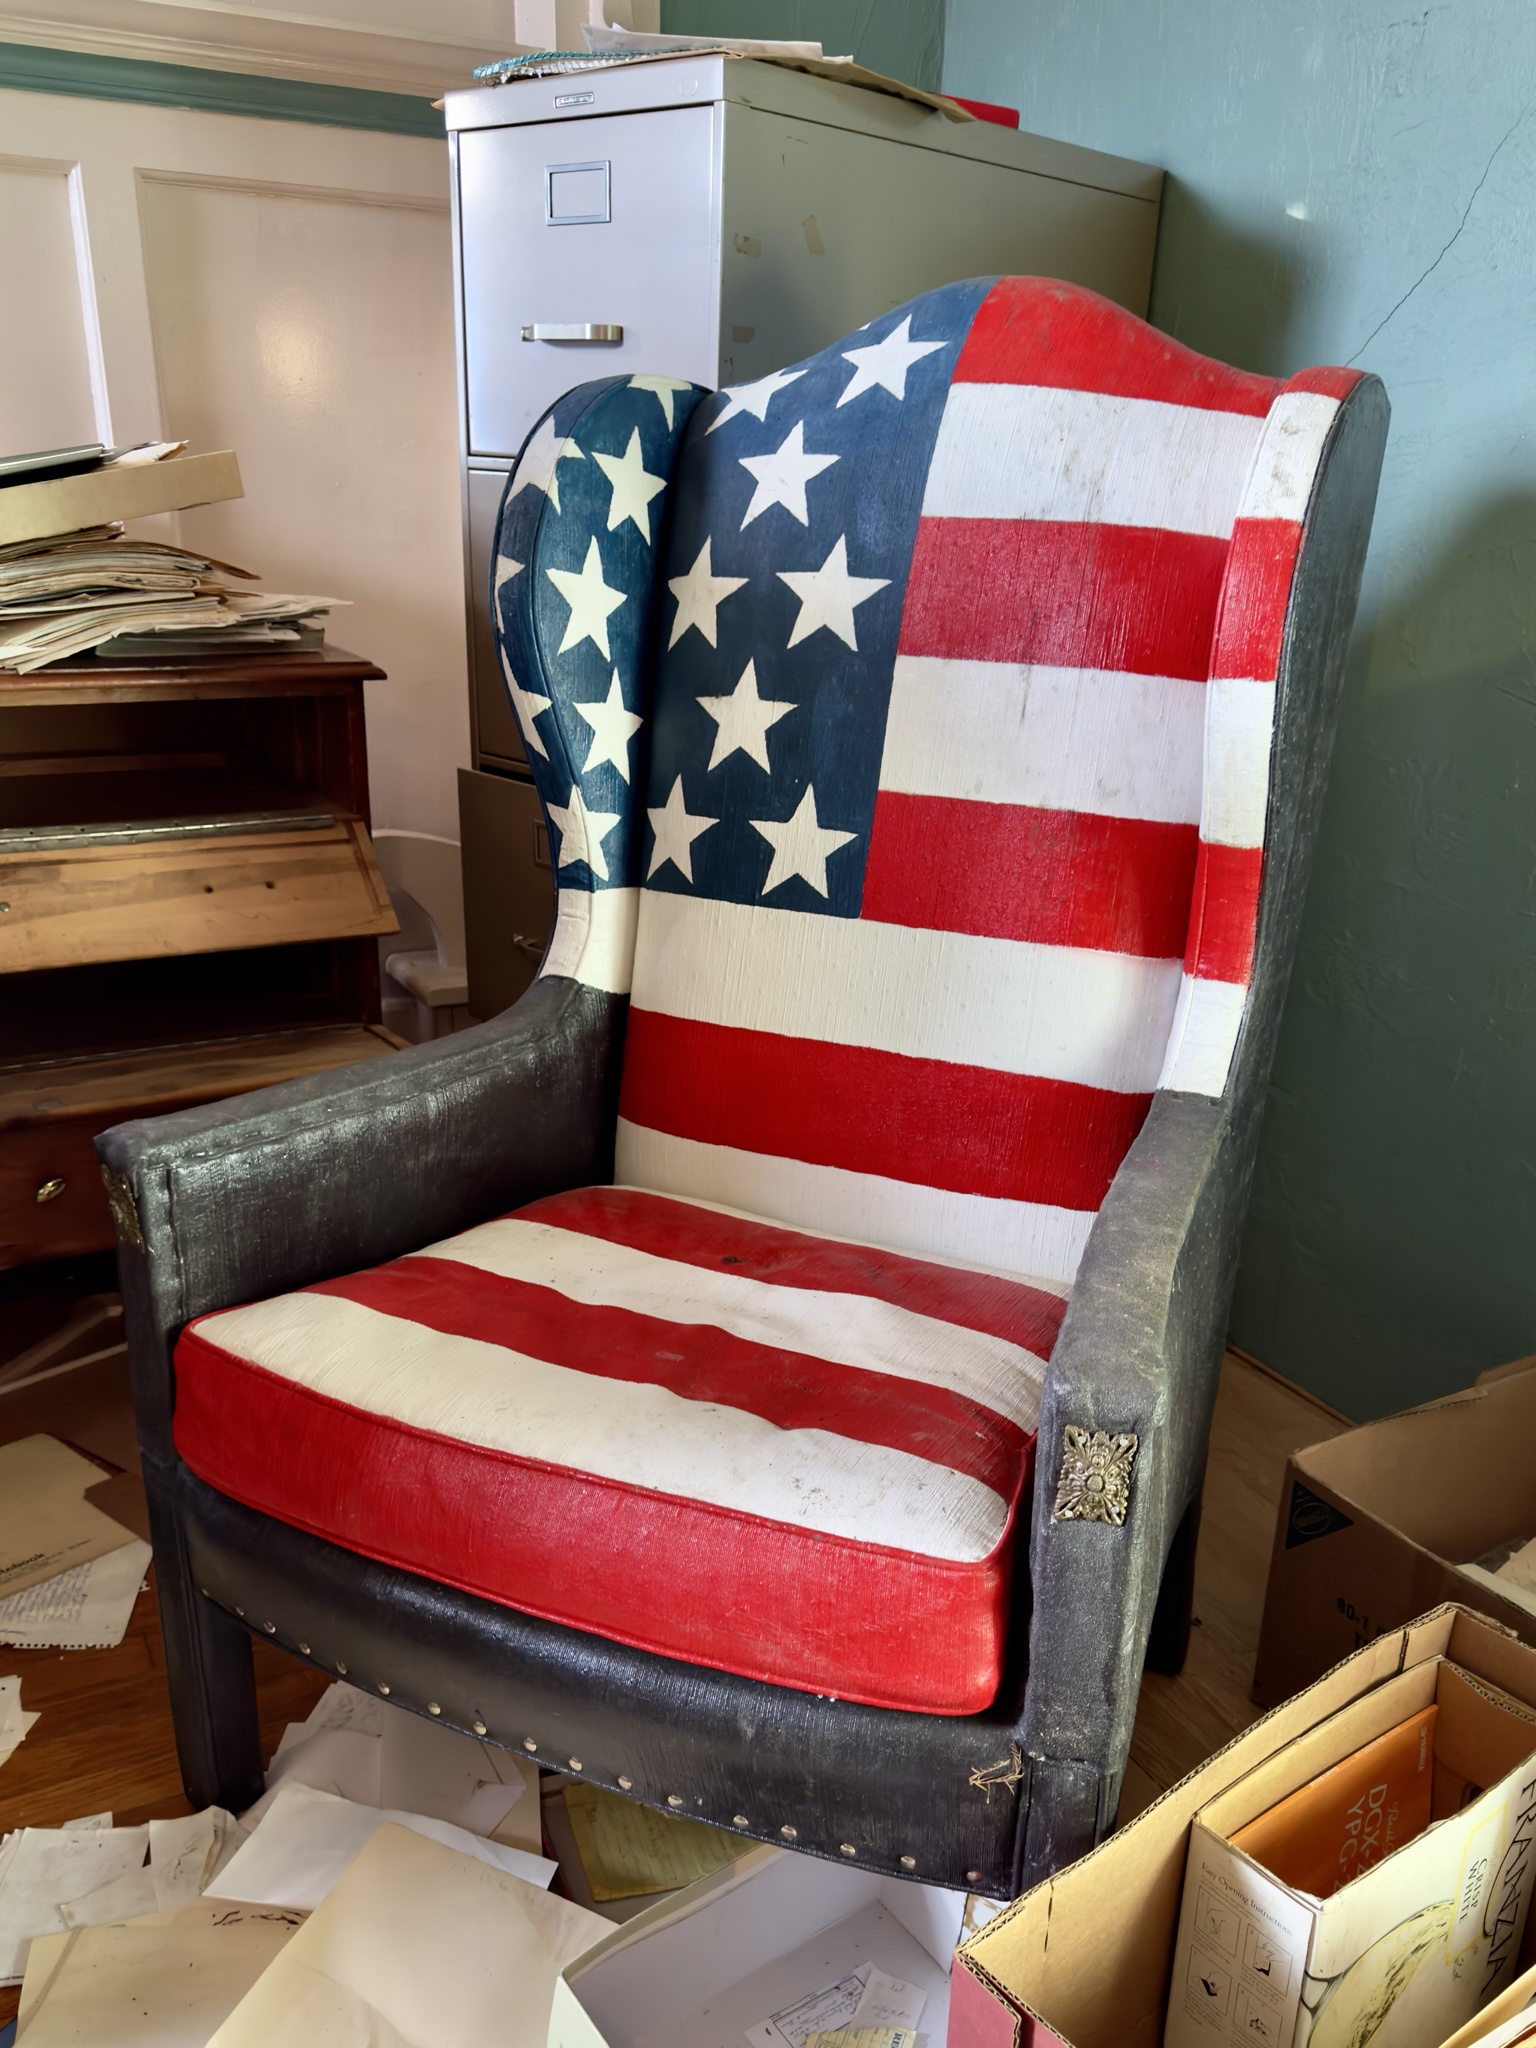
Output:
172,1187,1067,1714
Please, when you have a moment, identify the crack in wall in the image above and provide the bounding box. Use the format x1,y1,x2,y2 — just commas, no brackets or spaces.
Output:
1348,101,1532,364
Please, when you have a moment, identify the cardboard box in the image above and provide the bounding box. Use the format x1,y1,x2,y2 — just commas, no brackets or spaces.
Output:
1166,1658,1536,2048
550,1843,965,2048
1255,1360,1536,1709
949,1607,1536,2048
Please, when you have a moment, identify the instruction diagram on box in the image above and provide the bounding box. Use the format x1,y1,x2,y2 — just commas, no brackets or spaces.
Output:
1169,1854,1312,2048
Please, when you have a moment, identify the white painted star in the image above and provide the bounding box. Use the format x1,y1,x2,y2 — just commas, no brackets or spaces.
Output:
493,554,523,596
697,659,794,772
496,646,552,760
545,782,621,882
573,668,644,782
707,366,806,433
837,316,945,407
546,536,626,659
667,537,748,648
647,774,716,882
508,413,585,514
738,423,839,529
777,535,890,651
593,427,667,543
630,374,693,427
751,784,857,898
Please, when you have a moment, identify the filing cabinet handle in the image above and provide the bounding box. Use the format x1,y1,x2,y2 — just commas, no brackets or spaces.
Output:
520,323,624,344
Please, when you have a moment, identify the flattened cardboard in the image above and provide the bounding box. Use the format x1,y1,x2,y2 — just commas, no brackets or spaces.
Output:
0,1435,135,1600
950,1607,1536,2048
1254,1363,1536,1708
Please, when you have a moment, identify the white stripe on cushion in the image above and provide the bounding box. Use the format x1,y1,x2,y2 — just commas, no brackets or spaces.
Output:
630,892,1182,1094
616,1124,1096,1289
1239,390,1339,522
1156,974,1249,1095
1202,677,1276,849
879,655,1207,824
419,1216,1048,1429
539,886,638,993
923,384,1268,537
194,1291,1010,1562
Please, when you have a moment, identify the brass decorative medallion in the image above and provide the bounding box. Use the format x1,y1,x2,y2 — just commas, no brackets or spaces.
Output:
1051,1425,1139,1525
100,1167,146,1254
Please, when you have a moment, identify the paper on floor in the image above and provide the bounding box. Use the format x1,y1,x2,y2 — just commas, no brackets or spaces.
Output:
851,1966,927,2031
0,1538,151,1649
16,1899,306,2047
806,2031,919,2048
748,1969,869,2048
0,1677,38,1769
245,1681,531,1842
0,1435,136,1601
207,1779,556,1911
0,1822,150,1981
563,1778,740,1900
210,1823,606,2047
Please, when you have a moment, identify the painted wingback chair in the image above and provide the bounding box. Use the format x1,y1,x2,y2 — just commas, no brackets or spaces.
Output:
98,279,1387,1894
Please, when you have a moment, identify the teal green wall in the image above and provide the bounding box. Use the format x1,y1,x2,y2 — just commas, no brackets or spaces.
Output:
659,1,944,92
0,39,442,133
945,1,1536,1419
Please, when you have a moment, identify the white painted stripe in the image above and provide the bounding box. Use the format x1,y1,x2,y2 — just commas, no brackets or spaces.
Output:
1156,973,1248,1096
1238,390,1339,523
197,1290,1009,1562
1202,677,1275,849
923,384,1267,537
539,886,637,993
879,655,1207,824
631,892,1182,1094
417,1216,1047,1431
616,1124,1096,1290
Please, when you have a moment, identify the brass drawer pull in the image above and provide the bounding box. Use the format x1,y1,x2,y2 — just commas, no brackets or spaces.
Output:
35,1176,67,1204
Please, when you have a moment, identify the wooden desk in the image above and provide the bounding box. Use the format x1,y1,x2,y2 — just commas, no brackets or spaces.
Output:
0,647,403,1269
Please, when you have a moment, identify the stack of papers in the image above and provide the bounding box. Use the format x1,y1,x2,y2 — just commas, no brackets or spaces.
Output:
0,521,345,671
0,1435,149,1651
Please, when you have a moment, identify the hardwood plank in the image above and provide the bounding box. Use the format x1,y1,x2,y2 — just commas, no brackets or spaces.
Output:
0,817,397,973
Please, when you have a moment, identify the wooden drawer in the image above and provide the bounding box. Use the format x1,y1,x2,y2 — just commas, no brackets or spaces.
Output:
0,819,397,974
0,1024,404,1266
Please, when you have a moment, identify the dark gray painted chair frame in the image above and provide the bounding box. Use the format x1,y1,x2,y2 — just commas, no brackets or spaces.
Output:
97,376,1387,1897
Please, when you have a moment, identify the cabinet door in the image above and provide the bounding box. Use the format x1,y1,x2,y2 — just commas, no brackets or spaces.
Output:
466,464,527,769
458,105,721,458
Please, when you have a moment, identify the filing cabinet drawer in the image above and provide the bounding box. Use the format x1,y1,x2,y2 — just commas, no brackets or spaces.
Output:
458,766,555,1019
467,463,525,768
457,105,721,458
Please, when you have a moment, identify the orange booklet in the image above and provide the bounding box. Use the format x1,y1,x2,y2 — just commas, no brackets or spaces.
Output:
1230,1703,1438,1898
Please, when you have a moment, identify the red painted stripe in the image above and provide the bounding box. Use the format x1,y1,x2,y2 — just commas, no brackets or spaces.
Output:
308,1256,1030,1500
1210,517,1303,681
619,1011,1152,1212
862,790,1197,960
172,1333,1021,1713
899,518,1228,682
523,1187,1068,1358
1184,841,1264,984
1285,365,1361,402
956,278,1280,416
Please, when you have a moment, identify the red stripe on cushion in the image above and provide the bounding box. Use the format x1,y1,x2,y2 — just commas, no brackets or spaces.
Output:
619,1010,1152,1212
1184,841,1264,983
1209,518,1303,681
862,790,1197,960
1285,366,1362,402
172,1333,1020,1713
310,1256,1030,1500
956,278,1280,416
520,1187,1068,1358
899,518,1228,681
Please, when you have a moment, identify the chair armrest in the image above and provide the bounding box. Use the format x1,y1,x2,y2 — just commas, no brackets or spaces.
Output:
95,977,624,1462
1015,1086,1244,1870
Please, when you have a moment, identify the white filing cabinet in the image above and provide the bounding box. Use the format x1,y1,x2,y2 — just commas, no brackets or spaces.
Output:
444,57,1162,1013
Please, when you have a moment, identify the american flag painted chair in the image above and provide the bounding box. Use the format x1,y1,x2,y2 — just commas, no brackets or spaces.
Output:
100,280,1387,1892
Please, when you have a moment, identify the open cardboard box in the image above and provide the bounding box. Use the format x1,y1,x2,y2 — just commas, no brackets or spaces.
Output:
551,1843,965,2048
950,1607,1536,2048
1255,1359,1536,1708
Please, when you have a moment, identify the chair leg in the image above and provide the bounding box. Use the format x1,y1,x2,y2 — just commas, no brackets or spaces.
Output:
1143,1488,1203,1677
146,1473,265,1812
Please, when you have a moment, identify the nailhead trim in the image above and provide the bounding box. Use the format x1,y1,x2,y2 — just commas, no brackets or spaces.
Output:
523,1737,537,1752
428,1703,442,1716
839,1843,857,1857
667,1794,684,1808
733,1813,749,1827
899,1854,916,1870
379,1683,391,1695
262,1621,276,1634
966,1868,982,1883
618,1775,633,1790
298,1642,311,1656
780,1825,797,1840
473,1720,488,1735
569,1758,583,1772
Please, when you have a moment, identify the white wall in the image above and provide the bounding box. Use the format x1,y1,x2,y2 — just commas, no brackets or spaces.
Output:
0,87,469,847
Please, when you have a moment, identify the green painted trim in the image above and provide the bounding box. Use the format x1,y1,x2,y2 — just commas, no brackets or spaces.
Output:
0,39,445,136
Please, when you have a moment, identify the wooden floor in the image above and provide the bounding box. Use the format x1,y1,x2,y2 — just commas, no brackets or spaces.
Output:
0,1308,1345,2026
